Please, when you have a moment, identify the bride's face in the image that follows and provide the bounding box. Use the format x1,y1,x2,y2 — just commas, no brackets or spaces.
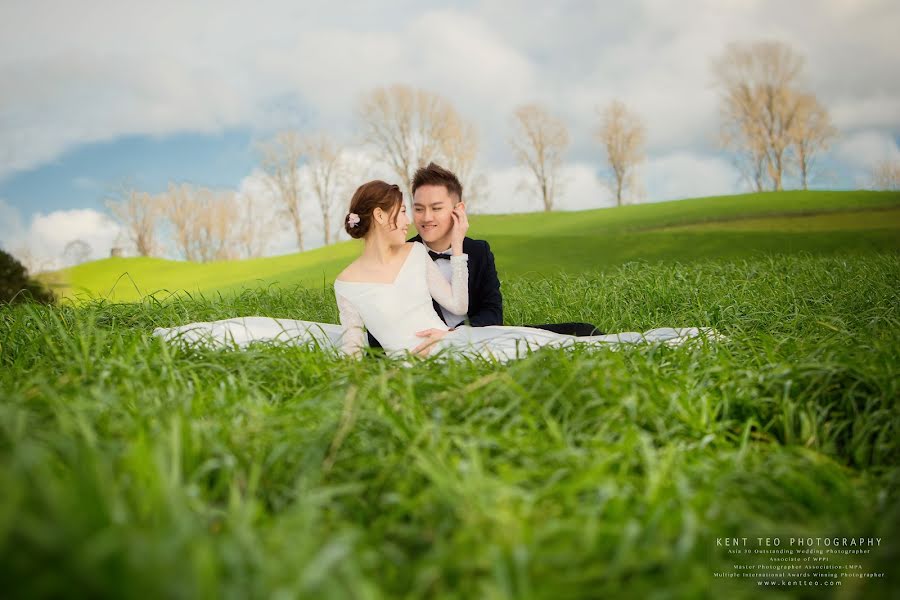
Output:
388,202,410,244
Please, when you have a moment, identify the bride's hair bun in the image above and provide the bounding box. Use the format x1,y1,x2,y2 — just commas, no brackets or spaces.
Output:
344,181,404,239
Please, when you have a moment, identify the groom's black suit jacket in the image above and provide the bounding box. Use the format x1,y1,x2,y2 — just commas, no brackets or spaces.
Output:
366,236,503,349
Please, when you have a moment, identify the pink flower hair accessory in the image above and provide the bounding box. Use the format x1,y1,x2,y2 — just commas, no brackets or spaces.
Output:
347,213,360,228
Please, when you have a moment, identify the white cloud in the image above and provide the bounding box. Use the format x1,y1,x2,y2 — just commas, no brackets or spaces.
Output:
643,152,742,201
483,163,611,214
0,2,539,179
1,0,898,216
373,144,826,224
1,205,122,271
480,166,534,214
489,0,900,161
557,164,615,210
482,153,740,215
834,130,900,170
234,169,297,257
831,94,900,132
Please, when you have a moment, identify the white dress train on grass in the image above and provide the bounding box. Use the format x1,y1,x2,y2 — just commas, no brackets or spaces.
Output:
153,242,717,362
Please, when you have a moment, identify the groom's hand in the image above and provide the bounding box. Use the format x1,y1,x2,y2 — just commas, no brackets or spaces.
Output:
413,328,449,356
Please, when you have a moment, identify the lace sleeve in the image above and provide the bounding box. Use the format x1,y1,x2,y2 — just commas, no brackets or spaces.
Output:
335,291,366,357
426,251,469,316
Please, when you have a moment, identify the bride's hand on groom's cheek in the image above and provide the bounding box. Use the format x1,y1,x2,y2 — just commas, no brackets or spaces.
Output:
453,203,468,230
450,203,469,249
413,328,449,356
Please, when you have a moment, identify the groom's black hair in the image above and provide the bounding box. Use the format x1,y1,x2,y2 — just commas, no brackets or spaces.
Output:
412,162,463,203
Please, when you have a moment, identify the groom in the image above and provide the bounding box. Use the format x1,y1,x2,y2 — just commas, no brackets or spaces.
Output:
368,162,601,353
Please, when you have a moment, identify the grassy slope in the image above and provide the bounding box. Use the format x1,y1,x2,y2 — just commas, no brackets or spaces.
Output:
49,190,900,302
2,255,898,598
5,191,899,597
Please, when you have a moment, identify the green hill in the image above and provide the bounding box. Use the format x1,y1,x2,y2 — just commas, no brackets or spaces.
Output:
5,192,900,597
47,190,900,302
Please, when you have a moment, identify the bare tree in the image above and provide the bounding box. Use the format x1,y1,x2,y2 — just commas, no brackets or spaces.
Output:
257,131,307,251
160,182,202,261
870,159,900,190
302,133,349,245
357,84,482,203
713,41,805,192
596,100,645,206
233,190,279,258
106,185,159,256
790,93,837,190
723,124,770,192
509,104,569,211
194,187,239,262
159,183,240,262
441,118,487,210
62,239,92,266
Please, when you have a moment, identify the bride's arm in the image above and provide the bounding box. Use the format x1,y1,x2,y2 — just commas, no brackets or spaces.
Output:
335,291,366,358
425,248,469,315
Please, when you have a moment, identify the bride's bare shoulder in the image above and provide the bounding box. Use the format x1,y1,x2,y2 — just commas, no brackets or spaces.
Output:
335,260,364,283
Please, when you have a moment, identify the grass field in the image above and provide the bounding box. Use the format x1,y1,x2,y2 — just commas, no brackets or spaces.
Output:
3,191,899,598
45,190,900,302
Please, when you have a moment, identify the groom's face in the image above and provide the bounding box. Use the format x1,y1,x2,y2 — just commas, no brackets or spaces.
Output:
413,185,458,249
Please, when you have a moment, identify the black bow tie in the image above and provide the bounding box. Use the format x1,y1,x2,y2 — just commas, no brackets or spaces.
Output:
428,251,451,261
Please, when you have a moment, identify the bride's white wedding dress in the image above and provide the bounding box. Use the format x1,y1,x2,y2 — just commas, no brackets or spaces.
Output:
153,243,716,362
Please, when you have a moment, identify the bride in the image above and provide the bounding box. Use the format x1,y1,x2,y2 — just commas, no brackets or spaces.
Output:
154,180,715,361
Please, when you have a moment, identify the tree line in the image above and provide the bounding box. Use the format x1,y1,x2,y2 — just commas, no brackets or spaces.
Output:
104,40,896,263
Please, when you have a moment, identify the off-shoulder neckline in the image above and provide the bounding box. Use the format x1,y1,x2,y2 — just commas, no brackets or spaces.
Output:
334,242,420,287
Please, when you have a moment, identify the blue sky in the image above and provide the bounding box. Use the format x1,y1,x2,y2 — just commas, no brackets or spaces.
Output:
1,0,898,267
0,131,256,213
0,131,255,215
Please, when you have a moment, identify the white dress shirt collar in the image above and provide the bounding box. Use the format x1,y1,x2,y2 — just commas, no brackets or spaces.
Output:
424,243,452,256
